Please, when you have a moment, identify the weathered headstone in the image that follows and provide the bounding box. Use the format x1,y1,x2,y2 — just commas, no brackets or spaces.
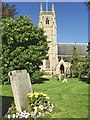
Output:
9,69,33,112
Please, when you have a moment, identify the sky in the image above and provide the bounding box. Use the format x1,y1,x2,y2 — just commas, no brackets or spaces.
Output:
3,2,88,43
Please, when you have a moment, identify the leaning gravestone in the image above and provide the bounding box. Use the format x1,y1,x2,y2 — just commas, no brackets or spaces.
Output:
9,69,33,112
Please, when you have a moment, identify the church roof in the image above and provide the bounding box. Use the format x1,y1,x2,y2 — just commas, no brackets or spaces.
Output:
58,43,88,56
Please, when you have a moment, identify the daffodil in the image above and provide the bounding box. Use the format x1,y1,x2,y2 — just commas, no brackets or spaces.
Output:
29,94,33,98
35,95,38,98
46,96,49,99
43,94,47,97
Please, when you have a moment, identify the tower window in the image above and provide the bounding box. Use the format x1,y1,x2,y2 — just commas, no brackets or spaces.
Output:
46,18,49,24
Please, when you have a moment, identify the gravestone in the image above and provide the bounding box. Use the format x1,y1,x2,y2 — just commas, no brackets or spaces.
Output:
9,69,33,112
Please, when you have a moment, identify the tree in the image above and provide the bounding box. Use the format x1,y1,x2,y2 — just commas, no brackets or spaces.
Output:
2,3,18,18
2,16,48,83
86,2,90,58
86,1,90,82
78,56,89,79
70,45,79,78
86,1,90,9
87,41,90,59
87,41,90,83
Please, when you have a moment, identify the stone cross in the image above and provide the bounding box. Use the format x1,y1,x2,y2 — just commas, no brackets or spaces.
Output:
9,69,33,112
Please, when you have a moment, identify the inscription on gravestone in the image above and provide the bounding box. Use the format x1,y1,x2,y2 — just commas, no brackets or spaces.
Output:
10,69,33,112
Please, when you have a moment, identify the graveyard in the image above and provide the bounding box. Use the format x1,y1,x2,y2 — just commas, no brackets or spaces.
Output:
1,2,90,119
1,77,89,118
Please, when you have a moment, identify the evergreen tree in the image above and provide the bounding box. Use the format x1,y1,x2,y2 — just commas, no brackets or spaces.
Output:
2,16,48,83
87,41,90,83
2,3,18,18
86,1,90,9
87,1,90,82
70,44,79,78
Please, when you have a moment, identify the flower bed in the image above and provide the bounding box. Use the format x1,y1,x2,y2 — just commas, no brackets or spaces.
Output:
6,92,54,119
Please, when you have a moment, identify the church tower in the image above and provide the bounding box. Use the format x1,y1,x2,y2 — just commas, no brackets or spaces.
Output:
39,3,58,74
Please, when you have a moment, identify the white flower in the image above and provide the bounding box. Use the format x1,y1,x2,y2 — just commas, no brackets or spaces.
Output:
25,114,29,118
12,114,15,118
18,111,30,118
39,105,44,110
38,112,42,117
19,116,23,118
16,115,18,118
44,103,46,105
8,114,10,119
34,106,37,116
49,108,52,112
16,113,19,118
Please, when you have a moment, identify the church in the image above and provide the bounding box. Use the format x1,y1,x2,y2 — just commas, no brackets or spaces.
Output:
38,3,87,75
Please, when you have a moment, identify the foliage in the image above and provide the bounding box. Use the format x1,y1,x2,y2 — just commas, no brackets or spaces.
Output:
27,92,54,118
70,45,79,77
5,92,54,119
86,1,90,9
7,103,17,115
71,44,89,79
31,71,43,84
87,40,90,58
78,61,89,78
2,16,48,83
5,104,30,119
78,41,90,80
2,3,18,18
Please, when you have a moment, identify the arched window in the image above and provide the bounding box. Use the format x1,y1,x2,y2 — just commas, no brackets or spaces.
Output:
46,18,49,24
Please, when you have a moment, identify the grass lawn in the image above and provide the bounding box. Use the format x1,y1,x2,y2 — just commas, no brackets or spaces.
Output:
0,77,89,118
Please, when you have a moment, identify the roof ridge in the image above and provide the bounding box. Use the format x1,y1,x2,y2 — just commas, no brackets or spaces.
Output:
57,43,88,44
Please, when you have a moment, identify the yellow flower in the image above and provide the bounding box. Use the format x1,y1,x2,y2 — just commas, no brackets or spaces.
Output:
40,92,43,95
43,94,47,97
46,96,49,99
34,92,39,96
35,95,38,98
28,93,34,98
34,92,37,94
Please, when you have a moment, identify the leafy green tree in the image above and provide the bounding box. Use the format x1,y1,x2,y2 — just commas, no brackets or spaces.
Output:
86,2,90,82
86,41,90,83
2,3,18,18
2,16,48,83
78,56,89,79
70,45,79,78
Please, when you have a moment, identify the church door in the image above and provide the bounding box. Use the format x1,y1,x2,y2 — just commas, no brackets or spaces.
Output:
60,64,64,74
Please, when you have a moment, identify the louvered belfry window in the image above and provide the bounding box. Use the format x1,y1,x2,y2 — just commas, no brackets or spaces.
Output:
46,18,49,24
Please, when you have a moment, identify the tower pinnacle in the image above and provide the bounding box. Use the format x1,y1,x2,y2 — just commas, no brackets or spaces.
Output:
52,3,55,13
40,3,43,12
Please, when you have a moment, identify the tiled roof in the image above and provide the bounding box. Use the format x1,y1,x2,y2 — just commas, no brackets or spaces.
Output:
58,43,88,56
